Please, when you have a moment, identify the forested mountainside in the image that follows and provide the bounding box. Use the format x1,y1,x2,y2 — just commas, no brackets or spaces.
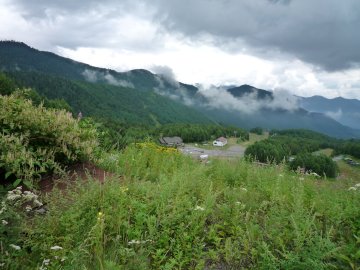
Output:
0,41,212,126
1,41,360,138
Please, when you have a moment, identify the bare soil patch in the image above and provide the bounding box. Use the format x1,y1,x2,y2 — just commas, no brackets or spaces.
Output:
39,162,117,193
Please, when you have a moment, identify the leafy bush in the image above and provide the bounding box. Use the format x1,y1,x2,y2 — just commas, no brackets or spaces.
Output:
245,140,289,163
289,153,338,178
0,93,98,186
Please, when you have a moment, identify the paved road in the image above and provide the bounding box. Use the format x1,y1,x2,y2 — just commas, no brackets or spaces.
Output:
180,144,246,159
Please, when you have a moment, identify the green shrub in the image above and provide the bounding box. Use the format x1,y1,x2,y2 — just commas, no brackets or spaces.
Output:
289,153,338,178
245,140,289,163
0,92,98,186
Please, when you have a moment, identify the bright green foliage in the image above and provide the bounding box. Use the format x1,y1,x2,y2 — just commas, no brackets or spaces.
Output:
4,148,359,269
289,153,338,177
0,93,98,185
245,129,340,165
245,140,289,163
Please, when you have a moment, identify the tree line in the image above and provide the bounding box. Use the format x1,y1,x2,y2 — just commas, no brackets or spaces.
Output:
245,129,340,177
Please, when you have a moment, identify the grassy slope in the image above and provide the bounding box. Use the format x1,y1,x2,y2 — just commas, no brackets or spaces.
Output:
5,144,359,269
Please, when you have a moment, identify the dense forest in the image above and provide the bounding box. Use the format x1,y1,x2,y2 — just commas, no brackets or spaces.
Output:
4,71,212,126
245,129,341,177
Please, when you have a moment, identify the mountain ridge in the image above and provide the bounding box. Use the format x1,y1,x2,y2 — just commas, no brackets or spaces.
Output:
1,40,359,138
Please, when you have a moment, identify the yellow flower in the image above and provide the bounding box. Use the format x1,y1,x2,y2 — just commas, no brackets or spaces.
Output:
120,186,129,193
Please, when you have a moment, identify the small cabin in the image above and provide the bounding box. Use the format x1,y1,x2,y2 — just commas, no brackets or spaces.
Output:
159,136,184,147
213,137,227,147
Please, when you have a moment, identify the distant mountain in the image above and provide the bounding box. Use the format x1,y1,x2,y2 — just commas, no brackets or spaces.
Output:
0,41,212,125
227,84,273,100
299,95,360,130
211,85,360,138
1,41,359,138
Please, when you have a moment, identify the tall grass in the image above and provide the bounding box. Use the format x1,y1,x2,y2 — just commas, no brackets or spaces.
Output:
1,143,359,269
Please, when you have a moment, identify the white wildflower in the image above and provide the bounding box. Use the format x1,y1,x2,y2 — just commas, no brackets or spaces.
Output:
0,202,6,215
128,239,151,245
1,220,8,225
279,174,284,177
0,262,5,267
33,199,43,207
9,244,21,250
299,177,304,181
6,194,21,201
348,187,357,191
355,183,360,188
23,193,37,202
235,201,246,209
128,240,141,245
50,246,63,251
43,259,50,266
194,206,205,211
25,205,32,212
14,186,22,194
240,187,248,192
61,257,66,262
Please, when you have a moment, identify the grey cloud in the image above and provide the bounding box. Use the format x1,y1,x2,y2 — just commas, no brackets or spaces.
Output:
198,86,299,114
82,69,98,82
11,0,129,18
150,65,196,105
153,0,360,71
151,65,180,88
8,0,162,51
82,69,134,88
103,73,134,88
9,0,360,71
324,109,343,121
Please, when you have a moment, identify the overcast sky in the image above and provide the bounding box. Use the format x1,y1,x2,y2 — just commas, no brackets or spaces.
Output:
1,0,360,99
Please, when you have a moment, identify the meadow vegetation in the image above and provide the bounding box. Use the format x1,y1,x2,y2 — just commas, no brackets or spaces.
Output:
0,86,360,269
1,142,360,269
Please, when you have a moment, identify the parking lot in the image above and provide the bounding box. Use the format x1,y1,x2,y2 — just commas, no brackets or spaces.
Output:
179,144,246,159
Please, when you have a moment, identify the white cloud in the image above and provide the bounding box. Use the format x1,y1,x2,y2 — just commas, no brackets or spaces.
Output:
0,0,360,100
82,69,134,88
197,86,299,114
324,109,343,121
